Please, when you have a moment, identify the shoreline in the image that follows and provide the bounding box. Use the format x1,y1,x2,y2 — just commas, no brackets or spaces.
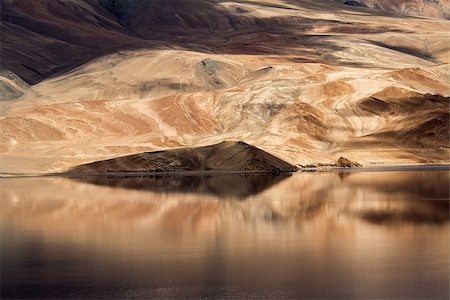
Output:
1,163,449,179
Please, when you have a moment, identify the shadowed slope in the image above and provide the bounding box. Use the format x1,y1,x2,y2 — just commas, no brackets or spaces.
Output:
69,141,298,173
349,92,450,148
0,0,156,84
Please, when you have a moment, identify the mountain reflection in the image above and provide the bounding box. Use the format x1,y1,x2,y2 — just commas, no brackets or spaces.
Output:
354,200,448,225
1,170,448,299
70,173,292,198
1,170,448,227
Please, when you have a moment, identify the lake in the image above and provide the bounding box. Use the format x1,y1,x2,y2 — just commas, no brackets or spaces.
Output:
1,168,449,299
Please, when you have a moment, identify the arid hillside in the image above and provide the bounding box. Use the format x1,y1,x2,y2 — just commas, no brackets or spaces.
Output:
0,0,449,173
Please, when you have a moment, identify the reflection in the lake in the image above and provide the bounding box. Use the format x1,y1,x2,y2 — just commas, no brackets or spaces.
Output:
1,170,449,299
71,173,292,198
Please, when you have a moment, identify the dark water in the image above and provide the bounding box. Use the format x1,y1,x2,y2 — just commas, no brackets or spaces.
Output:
1,170,449,299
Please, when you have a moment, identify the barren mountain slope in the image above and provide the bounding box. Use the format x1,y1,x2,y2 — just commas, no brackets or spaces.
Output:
0,0,158,84
0,0,449,173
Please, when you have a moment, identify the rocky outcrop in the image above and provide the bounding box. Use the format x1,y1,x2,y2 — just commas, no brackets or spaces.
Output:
0,69,29,100
337,157,362,168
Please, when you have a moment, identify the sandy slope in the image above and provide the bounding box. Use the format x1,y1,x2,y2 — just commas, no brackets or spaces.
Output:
0,0,449,173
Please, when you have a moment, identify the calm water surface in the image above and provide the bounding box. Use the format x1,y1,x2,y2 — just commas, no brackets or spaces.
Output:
1,170,449,299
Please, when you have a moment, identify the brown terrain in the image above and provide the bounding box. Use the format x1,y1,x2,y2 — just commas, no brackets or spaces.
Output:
0,0,449,173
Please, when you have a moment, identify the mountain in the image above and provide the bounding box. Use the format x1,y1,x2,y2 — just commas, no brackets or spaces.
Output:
0,0,448,173
68,141,298,173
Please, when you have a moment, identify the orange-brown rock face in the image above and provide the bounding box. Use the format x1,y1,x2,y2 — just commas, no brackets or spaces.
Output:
0,0,449,173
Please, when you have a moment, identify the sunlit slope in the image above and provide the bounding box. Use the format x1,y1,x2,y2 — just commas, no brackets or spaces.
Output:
0,0,449,173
